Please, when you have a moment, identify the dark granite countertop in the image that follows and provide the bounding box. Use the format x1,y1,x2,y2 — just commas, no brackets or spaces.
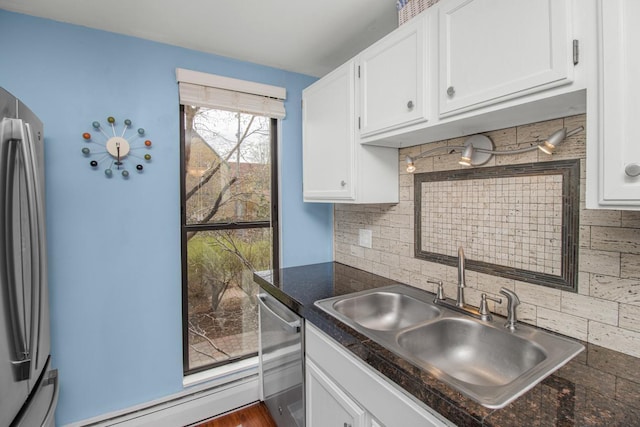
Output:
254,262,640,427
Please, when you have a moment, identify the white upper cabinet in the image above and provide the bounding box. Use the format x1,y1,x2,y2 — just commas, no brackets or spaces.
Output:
586,0,640,209
301,0,589,201
358,14,427,138
439,0,574,116
353,0,585,148
302,61,356,201
302,61,399,204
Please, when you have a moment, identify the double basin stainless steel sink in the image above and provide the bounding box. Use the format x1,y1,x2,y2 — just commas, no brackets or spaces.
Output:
314,284,584,409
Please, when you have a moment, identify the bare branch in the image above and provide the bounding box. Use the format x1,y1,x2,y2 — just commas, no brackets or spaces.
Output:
188,320,230,357
186,176,238,241
217,230,256,272
185,115,257,201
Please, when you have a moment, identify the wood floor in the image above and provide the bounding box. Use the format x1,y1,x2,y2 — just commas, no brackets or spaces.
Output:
195,402,277,427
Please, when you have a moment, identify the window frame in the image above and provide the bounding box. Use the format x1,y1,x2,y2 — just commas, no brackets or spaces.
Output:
179,105,280,376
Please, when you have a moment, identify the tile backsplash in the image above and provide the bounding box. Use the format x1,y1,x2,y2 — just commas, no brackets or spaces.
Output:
413,159,581,293
334,114,640,358
418,174,564,276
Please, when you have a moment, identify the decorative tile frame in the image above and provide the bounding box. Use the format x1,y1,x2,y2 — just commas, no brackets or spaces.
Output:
414,159,580,291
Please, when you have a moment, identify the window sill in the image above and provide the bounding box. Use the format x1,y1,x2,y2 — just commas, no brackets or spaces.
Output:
183,356,259,389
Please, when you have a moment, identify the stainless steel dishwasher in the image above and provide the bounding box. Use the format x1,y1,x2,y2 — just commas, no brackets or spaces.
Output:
258,292,305,427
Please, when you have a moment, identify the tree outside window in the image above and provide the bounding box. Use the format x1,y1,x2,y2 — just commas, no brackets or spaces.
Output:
181,105,277,373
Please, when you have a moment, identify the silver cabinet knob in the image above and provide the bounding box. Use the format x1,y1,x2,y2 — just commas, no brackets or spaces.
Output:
447,86,455,97
340,180,347,187
625,163,640,177
407,100,414,110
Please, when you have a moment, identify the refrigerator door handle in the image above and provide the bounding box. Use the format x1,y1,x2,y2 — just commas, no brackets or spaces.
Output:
17,121,41,376
1,118,33,381
23,122,45,372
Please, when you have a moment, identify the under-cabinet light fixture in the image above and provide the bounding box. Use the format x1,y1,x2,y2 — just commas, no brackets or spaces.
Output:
405,126,584,173
538,127,582,154
458,134,494,166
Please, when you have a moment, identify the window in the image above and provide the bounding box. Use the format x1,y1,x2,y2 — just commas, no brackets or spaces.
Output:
177,69,284,375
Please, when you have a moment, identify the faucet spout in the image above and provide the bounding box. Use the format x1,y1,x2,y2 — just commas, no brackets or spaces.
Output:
457,246,466,308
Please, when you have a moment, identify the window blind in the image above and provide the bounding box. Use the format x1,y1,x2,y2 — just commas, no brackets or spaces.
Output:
176,68,286,119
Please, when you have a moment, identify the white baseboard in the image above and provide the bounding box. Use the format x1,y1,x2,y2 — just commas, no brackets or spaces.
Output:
66,375,260,427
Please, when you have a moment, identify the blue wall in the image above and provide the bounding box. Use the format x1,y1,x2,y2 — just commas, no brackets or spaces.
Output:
0,10,333,425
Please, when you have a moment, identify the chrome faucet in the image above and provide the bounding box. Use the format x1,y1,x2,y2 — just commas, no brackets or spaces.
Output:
456,246,465,308
499,288,520,331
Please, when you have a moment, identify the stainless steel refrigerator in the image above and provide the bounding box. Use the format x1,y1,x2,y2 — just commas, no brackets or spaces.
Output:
0,87,58,427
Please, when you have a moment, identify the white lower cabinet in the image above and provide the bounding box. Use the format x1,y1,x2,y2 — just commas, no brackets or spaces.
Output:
305,324,451,427
306,360,367,427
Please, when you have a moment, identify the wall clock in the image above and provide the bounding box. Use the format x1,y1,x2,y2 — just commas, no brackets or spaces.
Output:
81,116,152,178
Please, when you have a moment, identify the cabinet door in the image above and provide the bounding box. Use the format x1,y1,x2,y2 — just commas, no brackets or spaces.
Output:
306,359,366,427
599,0,640,206
439,0,573,116
303,61,356,201
359,16,426,137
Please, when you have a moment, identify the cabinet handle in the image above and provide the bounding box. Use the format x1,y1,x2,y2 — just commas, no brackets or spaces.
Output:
407,100,414,110
344,424,352,427
447,86,455,97
340,180,347,187
625,163,640,177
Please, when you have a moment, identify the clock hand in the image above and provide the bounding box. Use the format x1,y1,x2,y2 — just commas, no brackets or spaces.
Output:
116,143,121,169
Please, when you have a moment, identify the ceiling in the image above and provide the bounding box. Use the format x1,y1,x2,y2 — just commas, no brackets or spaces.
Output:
0,0,399,77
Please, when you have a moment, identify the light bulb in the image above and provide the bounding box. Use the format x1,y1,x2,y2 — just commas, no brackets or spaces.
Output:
405,156,416,173
538,141,555,155
458,144,474,166
538,128,567,155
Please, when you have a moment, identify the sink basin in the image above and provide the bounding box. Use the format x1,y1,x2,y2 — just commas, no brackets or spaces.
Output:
314,284,584,409
397,318,546,387
332,291,441,331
